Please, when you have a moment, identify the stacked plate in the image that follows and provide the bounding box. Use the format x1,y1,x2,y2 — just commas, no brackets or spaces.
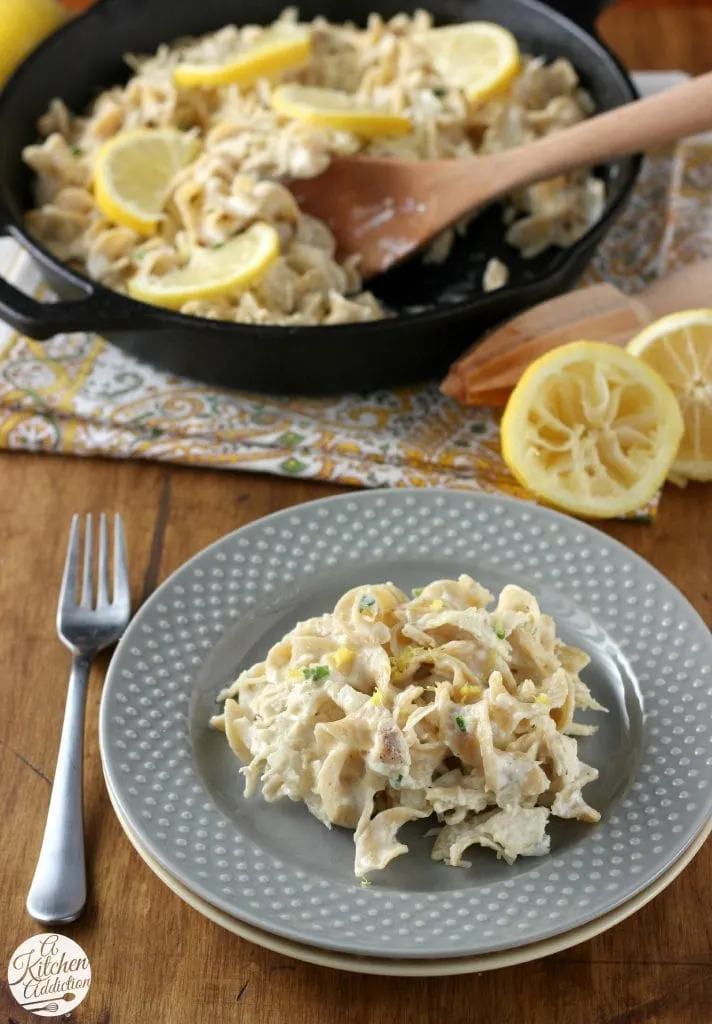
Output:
99,490,712,976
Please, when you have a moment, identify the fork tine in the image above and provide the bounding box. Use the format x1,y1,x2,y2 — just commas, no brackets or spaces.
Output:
57,515,81,620
96,513,109,608
80,514,93,609
112,514,130,613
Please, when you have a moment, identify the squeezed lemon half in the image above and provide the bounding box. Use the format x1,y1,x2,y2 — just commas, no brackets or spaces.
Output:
627,309,712,482
500,341,684,518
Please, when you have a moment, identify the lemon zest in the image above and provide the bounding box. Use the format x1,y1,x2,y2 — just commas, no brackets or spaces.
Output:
456,684,483,703
389,645,428,678
332,647,354,669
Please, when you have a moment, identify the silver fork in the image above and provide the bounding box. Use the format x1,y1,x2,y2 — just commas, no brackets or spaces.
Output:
26,514,130,923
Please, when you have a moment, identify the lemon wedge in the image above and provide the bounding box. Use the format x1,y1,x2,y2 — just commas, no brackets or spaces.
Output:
94,129,199,237
627,309,712,482
128,222,280,309
174,27,312,90
500,341,684,518
270,84,412,137
417,22,521,104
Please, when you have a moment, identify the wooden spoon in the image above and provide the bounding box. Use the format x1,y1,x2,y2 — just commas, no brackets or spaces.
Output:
440,259,712,406
291,72,712,279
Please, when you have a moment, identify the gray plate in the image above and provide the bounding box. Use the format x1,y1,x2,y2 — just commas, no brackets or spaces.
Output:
100,491,712,959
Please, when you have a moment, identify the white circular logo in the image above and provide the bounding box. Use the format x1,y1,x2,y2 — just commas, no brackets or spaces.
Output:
7,933,91,1017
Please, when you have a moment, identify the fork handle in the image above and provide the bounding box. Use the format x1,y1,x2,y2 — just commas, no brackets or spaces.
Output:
26,655,89,923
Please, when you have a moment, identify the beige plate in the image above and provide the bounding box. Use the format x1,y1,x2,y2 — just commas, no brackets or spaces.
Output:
105,770,710,977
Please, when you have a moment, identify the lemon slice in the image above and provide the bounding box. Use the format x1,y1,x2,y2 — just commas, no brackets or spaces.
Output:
417,22,520,104
270,85,412,137
174,27,312,89
94,129,199,237
627,309,712,481
127,222,280,309
500,341,684,518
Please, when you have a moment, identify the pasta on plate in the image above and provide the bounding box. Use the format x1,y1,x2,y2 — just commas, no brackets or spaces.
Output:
23,8,603,327
211,575,605,877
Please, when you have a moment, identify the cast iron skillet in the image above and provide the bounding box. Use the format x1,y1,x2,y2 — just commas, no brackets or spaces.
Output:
0,0,640,394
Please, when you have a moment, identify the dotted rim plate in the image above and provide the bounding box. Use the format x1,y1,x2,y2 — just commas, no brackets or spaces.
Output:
103,772,712,976
99,490,712,959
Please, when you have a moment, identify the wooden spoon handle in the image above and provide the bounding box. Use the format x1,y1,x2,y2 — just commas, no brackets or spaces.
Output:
479,71,712,201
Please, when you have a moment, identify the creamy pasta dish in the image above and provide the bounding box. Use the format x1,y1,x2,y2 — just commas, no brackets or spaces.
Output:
211,575,604,877
23,9,603,327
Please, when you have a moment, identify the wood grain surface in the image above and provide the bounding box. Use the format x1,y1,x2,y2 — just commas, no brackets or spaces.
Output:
2,6,711,1023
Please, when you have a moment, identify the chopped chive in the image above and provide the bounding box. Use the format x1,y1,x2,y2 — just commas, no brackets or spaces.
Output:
360,876,371,888
412,587,423,597
455,715,466,733
358,594,376,614
302,664,329,683
432,86,448,98
494,626,506,640
71,146,84,157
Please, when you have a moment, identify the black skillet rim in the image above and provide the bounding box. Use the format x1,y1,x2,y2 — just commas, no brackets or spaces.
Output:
0,0,642,340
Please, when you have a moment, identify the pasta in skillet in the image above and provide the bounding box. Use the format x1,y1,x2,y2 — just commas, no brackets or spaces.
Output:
23,8,603,327
211,575,605,877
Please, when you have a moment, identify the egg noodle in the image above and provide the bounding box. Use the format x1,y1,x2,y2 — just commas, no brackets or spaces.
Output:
24,8,603,327
211,575,604,877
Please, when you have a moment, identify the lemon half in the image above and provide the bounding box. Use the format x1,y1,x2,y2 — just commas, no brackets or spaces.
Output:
174,27,312,90
270,84,412,137
128,222,280,309
417,22,521,104
627,309,712,482
500,341,684,518
94,129,199,236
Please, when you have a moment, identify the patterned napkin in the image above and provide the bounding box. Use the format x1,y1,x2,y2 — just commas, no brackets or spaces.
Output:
1,74,709,516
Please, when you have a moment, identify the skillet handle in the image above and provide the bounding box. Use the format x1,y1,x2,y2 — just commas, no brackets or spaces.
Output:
543,1,616,33
0,251,156,340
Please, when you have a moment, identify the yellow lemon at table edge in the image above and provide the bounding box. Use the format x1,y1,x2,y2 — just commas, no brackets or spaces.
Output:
174,27,312,89
416,21,521,104
127,222,280,309
0,0,68,88
626,308,712,482
500,341,684,519
270,84,412,137
94,128,199,237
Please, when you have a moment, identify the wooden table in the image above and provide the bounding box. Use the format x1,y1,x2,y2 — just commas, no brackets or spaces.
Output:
1,6,711,1023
